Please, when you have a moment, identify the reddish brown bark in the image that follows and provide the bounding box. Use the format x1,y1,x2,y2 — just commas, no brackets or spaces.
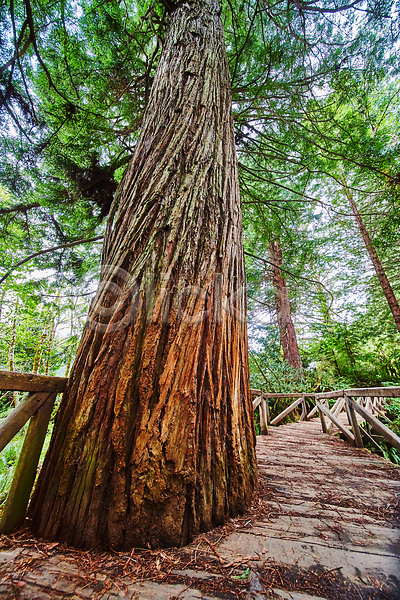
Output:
268,241,303,371
29,0,257,550
344,186,400,334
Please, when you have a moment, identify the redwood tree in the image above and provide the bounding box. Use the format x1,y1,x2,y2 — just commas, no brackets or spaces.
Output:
342,185,400,335
28,0,257,549
268,241,303,372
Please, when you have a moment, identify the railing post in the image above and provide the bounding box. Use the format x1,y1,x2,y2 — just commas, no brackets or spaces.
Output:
0,392,57,534
259,395,268,435
345,395,364,449
264,393,270,426
303,398,309,421
318,399,328,433
299,398,307,421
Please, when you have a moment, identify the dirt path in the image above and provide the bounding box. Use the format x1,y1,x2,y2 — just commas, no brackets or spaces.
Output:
1,423,399,599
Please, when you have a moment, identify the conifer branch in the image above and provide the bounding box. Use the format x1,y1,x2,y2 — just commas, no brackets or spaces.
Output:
0,236,103,285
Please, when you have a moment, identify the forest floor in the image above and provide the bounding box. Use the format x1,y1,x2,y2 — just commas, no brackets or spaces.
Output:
0,421,399,600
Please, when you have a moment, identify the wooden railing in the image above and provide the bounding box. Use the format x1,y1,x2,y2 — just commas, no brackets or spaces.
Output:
251,390,314,434
252,387,400,453
1,371,400,537
0,371,67,535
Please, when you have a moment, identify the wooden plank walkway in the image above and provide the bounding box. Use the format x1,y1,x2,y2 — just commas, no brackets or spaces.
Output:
0,421,399,599
236,422,400,598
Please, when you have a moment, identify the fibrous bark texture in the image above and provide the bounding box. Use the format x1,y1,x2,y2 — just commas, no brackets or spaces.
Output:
29,0,257,550
268,241,303,371
345,187,400,335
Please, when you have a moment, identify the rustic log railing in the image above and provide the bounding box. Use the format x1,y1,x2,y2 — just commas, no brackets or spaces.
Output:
0,371,67,535
251,390,314,434
1,371,400,537
252,387,400,453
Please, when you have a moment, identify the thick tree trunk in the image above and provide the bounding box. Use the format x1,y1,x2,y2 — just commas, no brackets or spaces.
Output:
29,0,257,550
344,186,400,334
268,241,303,371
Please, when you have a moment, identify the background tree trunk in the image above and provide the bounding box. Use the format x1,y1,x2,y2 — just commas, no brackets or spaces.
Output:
32,329,47,374
268,241,303,371
343,185,400,334
8,299,19,405
29,0,257,550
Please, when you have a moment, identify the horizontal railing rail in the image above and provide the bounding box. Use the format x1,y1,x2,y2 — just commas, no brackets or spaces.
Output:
0,371,67,393
0,371,67,535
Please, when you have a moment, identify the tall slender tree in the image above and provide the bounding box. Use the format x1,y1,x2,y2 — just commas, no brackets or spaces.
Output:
341,183,400,334
28,0,257,550
268,241,303,371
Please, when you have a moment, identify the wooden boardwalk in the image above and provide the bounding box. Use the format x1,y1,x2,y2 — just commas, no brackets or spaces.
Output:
1,421,400,599
247,422,400,598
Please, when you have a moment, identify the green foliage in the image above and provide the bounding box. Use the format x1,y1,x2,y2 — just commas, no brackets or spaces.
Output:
249,331,313,394
233,568,251,580
0,277,92,379
0,396,25,507
0,429,25,508
304,308,400,389
384,398,400,435
379,444,400,466
0,417,55,509
361,405,400,466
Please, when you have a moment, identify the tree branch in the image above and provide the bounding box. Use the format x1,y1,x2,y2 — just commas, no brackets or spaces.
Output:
293,0,367,13
23,0,71,105
244,249,334,307
0,236,103,285
0,203,40,216
0,26,31,75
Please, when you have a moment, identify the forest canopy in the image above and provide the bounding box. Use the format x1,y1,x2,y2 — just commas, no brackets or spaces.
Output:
1,0,400,391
